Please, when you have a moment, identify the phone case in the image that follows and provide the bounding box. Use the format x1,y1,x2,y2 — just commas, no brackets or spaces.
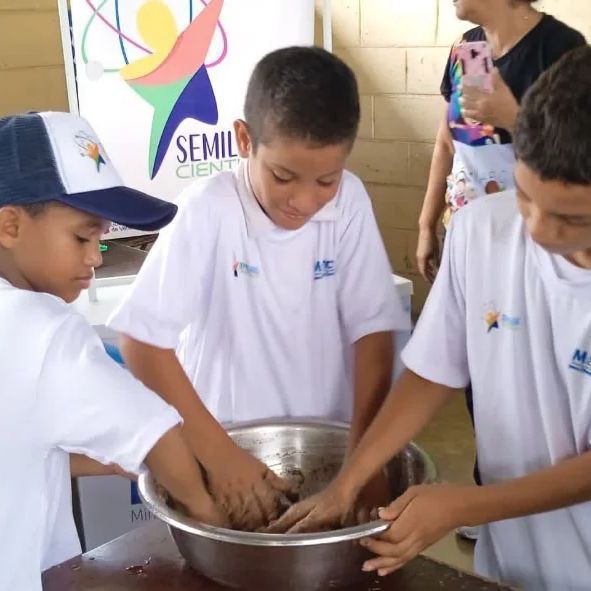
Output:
457,41,494,92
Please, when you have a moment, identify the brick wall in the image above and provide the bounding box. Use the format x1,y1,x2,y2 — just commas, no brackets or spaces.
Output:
1,0,589,312
326,0,590,314
0,0,68,115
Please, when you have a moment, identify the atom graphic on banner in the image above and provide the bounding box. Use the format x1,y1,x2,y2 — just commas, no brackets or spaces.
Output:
81,0,227,178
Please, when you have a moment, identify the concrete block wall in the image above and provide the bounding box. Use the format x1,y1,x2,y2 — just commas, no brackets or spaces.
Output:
1,0,589,312
0,0,68,114
325,0,590,314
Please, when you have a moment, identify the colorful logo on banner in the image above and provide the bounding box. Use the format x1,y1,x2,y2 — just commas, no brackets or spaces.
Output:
80,0,227,179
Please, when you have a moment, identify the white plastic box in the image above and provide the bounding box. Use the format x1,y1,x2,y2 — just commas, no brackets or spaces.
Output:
392,274,413,380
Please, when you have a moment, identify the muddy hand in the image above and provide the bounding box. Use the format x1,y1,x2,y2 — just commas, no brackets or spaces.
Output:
361,484,469,577
207,449,295,531
355,470,391,525
266,485,354,534
186,495,230,529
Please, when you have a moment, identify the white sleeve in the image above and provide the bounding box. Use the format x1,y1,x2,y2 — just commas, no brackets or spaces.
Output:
107,187,215,349
337,185,410,344
401,214,469,388
39,313,181,473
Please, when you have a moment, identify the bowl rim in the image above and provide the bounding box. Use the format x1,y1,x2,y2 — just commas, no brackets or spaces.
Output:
138,419,437,547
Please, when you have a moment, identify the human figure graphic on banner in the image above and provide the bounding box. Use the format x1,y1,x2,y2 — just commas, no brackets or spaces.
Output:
82,0,227,178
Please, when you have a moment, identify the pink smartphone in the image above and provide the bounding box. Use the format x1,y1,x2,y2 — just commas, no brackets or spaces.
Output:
457,41,494,92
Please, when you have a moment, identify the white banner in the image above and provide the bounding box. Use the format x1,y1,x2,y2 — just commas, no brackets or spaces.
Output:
68,0,315,238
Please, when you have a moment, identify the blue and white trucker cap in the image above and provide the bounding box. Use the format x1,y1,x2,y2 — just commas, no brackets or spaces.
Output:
0,111,177,231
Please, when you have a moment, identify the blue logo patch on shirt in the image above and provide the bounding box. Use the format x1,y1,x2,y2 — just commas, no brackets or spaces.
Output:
501,313,521,330
482,302,521,333
314,260,335,280
569,349,591,377
233,260,260,278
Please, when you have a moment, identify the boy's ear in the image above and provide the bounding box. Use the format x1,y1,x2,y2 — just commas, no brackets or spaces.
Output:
233,119,252,158
0,207,23,249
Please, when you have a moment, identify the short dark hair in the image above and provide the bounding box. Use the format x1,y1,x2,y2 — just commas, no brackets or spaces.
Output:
244,46,360,149
7,201,62,217
19,202,51,216
514,45,591,185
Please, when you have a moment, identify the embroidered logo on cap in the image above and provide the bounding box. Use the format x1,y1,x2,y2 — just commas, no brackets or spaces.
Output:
75,131,106,172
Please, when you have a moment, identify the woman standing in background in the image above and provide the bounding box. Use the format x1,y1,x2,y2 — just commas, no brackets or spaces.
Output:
415,0,586,539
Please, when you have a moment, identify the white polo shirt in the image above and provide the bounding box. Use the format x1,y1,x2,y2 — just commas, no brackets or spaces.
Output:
402,191,591,591
0,278,181,591
108,163,408,424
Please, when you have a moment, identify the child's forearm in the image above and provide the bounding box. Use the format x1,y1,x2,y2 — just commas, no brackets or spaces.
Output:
144,425,217,521
460,451,591,527
347,331,394,454
337,370,455,501
70,454,117,477
119,335,240,469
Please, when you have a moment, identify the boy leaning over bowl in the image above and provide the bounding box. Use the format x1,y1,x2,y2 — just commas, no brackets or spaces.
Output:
0,111,226,591
269,46,591,591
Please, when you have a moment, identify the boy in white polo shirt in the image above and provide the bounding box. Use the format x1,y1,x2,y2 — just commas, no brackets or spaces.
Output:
108,46,408,530
0,112,225,591
268,46,591,591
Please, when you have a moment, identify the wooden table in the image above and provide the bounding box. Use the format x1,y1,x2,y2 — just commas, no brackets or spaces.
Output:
43,522,514,591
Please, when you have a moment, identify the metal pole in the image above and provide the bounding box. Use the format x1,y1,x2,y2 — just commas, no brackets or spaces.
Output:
57,1,100,300
56,0,79,114
322,0,332,52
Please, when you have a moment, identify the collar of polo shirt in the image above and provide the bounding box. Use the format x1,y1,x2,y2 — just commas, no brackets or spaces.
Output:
236,161,339,239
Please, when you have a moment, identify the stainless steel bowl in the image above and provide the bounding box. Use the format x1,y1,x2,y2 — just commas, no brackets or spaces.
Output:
139,419,437,590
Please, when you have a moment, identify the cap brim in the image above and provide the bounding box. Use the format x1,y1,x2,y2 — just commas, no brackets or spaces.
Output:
55,186,177,232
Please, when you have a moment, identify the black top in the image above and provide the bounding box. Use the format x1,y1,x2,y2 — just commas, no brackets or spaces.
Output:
441,14,586,145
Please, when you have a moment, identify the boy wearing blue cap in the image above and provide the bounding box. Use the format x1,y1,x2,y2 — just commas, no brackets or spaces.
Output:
0,111,225,591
